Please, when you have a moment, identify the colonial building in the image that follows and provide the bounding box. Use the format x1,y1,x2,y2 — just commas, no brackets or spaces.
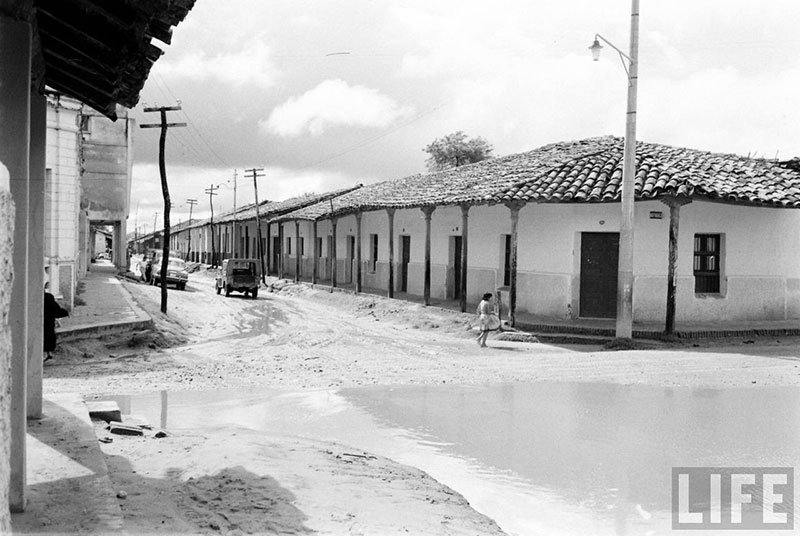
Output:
269,137,800,329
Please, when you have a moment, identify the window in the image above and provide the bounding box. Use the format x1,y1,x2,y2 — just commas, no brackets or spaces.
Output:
694,234,721,293
286,237,292,255
370,234,379,271
299,237,305,256
79,115,91,134
316,237,323,258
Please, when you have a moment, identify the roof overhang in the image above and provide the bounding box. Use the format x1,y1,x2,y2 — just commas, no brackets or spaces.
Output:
3,0,195,120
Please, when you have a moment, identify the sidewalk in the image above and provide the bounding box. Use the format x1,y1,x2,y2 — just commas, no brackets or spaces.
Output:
290,276,800,341
13,262,151,534
56,261,152,341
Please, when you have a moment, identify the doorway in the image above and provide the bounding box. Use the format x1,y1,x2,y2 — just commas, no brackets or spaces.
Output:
449,236,462,300
271,236,280,275
346,235,355,283
579,232,619,318
400,235,411,293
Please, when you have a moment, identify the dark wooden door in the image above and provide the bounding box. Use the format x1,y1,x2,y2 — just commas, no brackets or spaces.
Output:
579,232,619,318
452,236,462,300
346,235,355,283
271,236,280,275
400,235,411,292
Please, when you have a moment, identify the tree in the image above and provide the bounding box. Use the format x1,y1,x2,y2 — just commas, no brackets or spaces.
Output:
423,131,494,172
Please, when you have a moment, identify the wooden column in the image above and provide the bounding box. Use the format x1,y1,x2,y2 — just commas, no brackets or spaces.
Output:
507,202,524,327
277,223,284,279
386,208,395,298
662,196,692,335
294,220,300,282
459,205,470,312
330,217,338,289
421,206,435,306
311,220,318,284
355,211,363,293
265,221,270,276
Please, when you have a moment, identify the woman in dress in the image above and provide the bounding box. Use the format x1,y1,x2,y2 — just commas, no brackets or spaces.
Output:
476,292,500,347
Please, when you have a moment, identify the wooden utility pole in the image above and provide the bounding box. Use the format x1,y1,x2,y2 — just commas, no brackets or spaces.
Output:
231,169,238,258
205,184,219,266
140,105,186,314
245,168,267,283
185,198,197,261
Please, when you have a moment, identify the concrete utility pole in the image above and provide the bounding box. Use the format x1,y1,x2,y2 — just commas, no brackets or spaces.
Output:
186,198,197,261
245,168,267,283
205,184,219,266
140,105,186,314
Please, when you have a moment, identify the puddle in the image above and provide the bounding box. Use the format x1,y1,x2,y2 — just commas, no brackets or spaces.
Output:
99,383,800,535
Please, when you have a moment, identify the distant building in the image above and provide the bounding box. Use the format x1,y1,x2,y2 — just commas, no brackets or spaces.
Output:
45,93,133,307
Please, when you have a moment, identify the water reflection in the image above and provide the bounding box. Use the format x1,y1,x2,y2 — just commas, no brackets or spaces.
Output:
100,383,800,536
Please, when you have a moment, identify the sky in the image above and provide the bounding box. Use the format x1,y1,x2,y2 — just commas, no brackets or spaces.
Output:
128,0,800,231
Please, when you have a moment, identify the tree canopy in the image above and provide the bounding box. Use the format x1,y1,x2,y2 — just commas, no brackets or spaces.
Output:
422,131,494,172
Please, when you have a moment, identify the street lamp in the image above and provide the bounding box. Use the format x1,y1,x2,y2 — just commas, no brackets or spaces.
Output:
591,0,639,340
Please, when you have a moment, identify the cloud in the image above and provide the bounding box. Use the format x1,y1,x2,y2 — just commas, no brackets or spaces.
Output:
152,40,279,89
262,79,414,138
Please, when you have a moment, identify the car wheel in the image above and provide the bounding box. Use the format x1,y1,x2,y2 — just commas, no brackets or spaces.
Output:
178,282,186,291
251,288,258,299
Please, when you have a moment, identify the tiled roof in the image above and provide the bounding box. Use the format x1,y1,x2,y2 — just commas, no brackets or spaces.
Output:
177,185,363,229
496,137,800,207
275,138,620,221
275,136,800,222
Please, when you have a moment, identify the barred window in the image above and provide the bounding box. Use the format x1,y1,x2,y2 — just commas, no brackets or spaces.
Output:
694,234,720,293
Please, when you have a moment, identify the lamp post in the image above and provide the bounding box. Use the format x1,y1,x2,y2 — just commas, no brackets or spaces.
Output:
591,0,639,340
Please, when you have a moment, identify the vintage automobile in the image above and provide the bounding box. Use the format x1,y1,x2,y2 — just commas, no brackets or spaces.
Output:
216,258,261,298
150,257,189,290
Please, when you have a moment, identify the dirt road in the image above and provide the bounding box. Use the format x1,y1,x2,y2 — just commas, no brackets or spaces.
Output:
38,270,800,535
49,270,800,397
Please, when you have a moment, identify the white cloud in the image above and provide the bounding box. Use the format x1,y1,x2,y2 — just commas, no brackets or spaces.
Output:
152,40,279,89
261,79,414,138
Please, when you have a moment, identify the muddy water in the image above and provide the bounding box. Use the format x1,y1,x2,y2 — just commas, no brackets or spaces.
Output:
107,383,800,535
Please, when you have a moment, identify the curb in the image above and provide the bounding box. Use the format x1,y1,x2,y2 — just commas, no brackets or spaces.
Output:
57,318,154,342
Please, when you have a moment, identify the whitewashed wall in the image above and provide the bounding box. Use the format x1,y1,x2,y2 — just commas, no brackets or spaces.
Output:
45,96,82,306
289,200,800,323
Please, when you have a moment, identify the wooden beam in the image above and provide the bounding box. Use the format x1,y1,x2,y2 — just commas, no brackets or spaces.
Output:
355,212,363,293
294,220,300,283
386,208,395,298
330,217,338,289
506,201,524,326
661,196,692,335
311,220,318,284
277,223,284,279
459,205,469,313
421,206,435,306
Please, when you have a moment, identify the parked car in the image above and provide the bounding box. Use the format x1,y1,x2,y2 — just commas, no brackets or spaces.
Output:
216,258,261,298
151,257,189,290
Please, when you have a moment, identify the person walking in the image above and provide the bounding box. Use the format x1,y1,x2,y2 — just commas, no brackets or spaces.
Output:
476,292,500,347
44,286,69,361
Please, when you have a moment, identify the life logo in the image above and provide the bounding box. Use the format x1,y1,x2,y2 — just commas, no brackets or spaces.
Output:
672,467,794,530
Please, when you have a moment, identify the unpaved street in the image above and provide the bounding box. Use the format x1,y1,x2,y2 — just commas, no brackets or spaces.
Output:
49,270,800,397
38,269,800,535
